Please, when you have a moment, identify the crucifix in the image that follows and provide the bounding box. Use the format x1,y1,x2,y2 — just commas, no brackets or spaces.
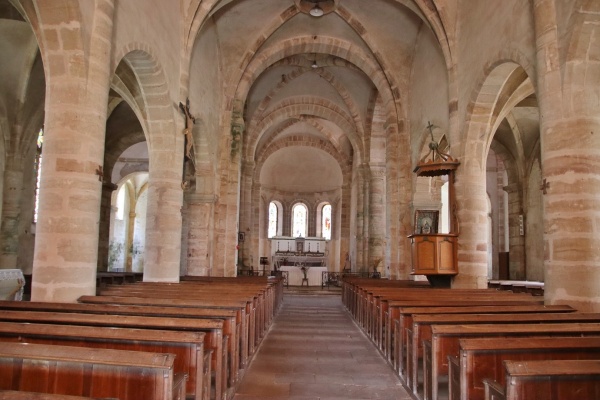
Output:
95,165,104,182
179,98,196,164
540,178,550,195
179,98,197,189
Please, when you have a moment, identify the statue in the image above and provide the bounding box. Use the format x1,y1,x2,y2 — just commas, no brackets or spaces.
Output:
179,98,197,190
179,98,196,163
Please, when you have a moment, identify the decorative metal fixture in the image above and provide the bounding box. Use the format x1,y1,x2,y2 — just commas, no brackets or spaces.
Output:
414,121,459,177
309,2,324,17
311,56,318,68
295,0,337,17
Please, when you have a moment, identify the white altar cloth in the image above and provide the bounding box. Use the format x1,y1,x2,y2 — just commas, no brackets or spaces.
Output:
279,266,327,286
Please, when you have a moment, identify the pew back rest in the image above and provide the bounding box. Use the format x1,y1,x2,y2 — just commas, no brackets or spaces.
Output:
0,342,176,400
503,359,600,400
0,321,205,400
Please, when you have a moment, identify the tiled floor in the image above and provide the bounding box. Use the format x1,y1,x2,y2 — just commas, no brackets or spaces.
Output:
233,293,412,400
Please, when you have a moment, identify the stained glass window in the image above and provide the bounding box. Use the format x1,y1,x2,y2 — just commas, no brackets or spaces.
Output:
322,204,331,240
292,203,307,237
268,202,277,238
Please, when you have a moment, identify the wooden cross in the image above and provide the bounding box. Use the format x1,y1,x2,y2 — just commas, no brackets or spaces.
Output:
95,165,104,182
540,178,550,195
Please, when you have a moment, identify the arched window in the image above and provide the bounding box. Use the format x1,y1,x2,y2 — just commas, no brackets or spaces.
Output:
322,204,332,240
268,202,278,238
116,185,126,221
292,203,308,237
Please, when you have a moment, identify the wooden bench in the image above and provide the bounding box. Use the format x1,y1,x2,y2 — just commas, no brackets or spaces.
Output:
0,391,106,400
0,299,241,391
424,323,600,400
95,284,264,354
365,290,541,353
449,336,600,400
0,310,227,400
409,312,600,397
386,298,546,380
0,342,186,400
388,304,573,376
0,320,209,400
80,293,254,369
483,360,600,400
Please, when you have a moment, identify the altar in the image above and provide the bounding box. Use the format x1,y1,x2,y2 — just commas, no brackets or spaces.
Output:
279,265,327,287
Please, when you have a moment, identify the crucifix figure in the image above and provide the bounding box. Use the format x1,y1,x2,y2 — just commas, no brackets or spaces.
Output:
179,98,196,163
540,178,550,195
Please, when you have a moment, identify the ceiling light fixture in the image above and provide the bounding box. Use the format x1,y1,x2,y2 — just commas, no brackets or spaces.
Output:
309,3,324,17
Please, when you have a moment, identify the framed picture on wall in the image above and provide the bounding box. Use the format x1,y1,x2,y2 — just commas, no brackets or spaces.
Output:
414,210,439,234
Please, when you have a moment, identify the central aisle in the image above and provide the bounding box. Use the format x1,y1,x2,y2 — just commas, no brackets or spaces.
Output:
233,293,412,399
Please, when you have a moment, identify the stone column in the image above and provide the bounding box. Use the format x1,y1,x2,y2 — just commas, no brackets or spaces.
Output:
503,183,525,279
185,193,217,276
339,180,351,270
238,162,254,268
32,0,115,302
284,202,293,237
453,164,489,289
97,182,117,272
354,165,368,272
0,154,26,269
248,180,261,270
369,166,386,272
534,0,600,311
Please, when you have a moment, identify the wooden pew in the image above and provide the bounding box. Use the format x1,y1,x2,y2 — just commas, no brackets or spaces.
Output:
0,342,185,400
96,284,264,354
0,320,209,400
388,304,574,378
483,360,600,400
345,282,539,344
0,299,241,390
424,323,600,400
410,312,600,397
449,336,600,400
367,289,540,352
386,298,546,379
78,294,252,371
0,310,228,400
0,391,104,400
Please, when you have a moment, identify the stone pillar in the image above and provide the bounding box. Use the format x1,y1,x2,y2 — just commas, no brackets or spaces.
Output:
369,166,386,272
238,162,254,268
282,202,291,236
97,182,117,272
453,163,489,289
32,0,115,302
534,0,600,311
0,154,25,269
186,193,217,276
354,165,368,272
339,180,351,270
248,180,261,270
503,183,525,279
